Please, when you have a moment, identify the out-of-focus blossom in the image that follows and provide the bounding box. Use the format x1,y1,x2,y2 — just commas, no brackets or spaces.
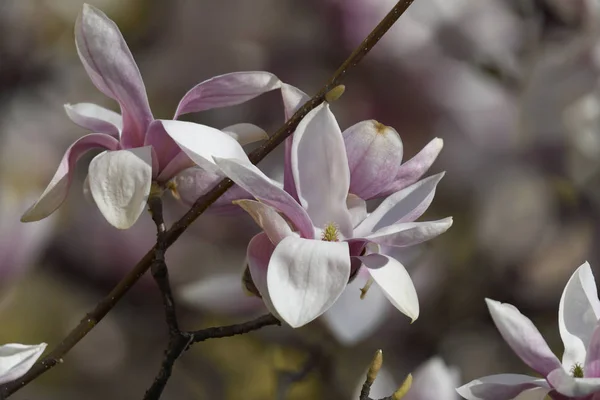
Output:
20,4,274,229
458,262,600,399
215,103,452,328
0,342,46,385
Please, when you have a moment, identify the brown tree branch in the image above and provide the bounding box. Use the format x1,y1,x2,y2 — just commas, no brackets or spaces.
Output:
0,1,417,397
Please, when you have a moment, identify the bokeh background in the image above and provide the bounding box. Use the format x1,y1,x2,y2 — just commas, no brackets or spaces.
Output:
1,0,599,398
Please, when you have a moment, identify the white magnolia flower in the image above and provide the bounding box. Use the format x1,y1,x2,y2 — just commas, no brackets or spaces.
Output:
0,342,46,385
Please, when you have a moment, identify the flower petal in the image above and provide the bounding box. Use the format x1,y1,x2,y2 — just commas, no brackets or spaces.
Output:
267,236,350,328
157,152,195,183
75,4,153,147
359,253,419,321
234,200,294,245
160,120,250,175
486,298,562,376
321,270,389,345
175,71,282,118
291,103,353,237
88,147,153,229
21,133,119,222
456,374,550,400
144,120,182,174
547,368,600,397
407,357,461,400
377,138,444,197
559,261,600,369
64,103,122,136
0,343,47,385
347,194,367,228
213,157,314,238
355,173,445,237
344,120,404,200
585,321,600,377
222,123,268,145
363,218,453,248
247,232,279,317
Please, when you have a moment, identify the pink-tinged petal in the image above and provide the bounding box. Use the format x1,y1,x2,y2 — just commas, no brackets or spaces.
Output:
247,232,279,317
321,271,389,345
159,120,249,175
585,321,600,377
175,71,282,118
267,236,350,328
64,103,122,136
234,200,294,245
21,133,119,222
485,299,562,376
359,254,419,321
547,368,600,397
213,157,314,238
405,357,461,400
157,152,194,184
222,123,268,145
75,4,153,148
559,261,600,369
363,218,453,248
0,343,47,385
347,194,367,228
344,120,404,200
456,374,550,400
281,84,310,201
291,103,353,237
144,120,181,174
177,273,265,316
512,388,552,400
354,173,445,237
88,147,153,229
378,138,444,198
171,167,249,211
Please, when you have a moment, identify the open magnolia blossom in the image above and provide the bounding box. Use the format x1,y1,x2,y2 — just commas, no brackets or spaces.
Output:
214,102,452,328
20,4,302,229
458,262,600,400
0,342,46,385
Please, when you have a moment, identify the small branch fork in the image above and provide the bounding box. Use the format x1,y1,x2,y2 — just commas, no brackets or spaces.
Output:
358,350,412,400
0,0,417,397
143,195,281,400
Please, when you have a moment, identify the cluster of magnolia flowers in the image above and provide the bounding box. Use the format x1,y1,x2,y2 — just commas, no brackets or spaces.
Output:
2,4,600,400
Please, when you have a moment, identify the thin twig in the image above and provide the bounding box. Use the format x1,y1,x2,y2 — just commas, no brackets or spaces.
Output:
189,313,281,344
0,1,417,396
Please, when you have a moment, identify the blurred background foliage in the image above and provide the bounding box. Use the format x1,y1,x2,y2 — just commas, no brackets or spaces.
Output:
1,0,600,398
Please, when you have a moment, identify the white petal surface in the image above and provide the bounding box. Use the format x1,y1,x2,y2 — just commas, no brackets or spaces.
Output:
364,218,453,247
0,343,47,385
222,123,269,145
405,357,461,400
88,147,153,229
247,232,279,317
160,120,249,175
360,254,419,322
456,374,550,400
64,103,122,136
234,200,293,245
268,236,350,328
547,368,600,397
486,299,562,376
559,261,600,369
347,194,368,228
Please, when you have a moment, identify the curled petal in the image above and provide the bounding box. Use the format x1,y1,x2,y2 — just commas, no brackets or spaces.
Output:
268,236,350,328
559,261,600,369
222,123,268,145
88,147,153,229
0,343,47,385
234,200,293,245
157,152,194,184
456,374,550,400
355,173,445,237
547,368,600,397
144,120,182,174
247,232,279,317
359,254,419,321
75,4,153,147
175,71,282,118
378,138,444,197
64,103,122,136
213,157,314,238
344,120,404,200
292,103,353,237
21,133,119,222
363,218,453,248
160,120,249,175
486,299,562,376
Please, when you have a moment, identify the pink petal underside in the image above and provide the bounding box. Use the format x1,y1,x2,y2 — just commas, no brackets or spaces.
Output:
157,152,195,184
75,4,153,148
456,374,550,400
234,200,294,245
64,102,122,137
363,218,453,248
143,120,182,175
585,321,600,377
21,133,119,222
282,84,310,201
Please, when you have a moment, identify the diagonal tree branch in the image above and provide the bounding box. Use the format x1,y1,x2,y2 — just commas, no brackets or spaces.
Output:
0,1,416,397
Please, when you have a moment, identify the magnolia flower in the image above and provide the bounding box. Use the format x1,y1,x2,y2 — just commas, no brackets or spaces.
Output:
20,4,284,229
214,103,452,328
458,262,600,399
0,343,46,385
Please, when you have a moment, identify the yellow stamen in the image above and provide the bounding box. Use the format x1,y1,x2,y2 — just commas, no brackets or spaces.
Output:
321,223,340,242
